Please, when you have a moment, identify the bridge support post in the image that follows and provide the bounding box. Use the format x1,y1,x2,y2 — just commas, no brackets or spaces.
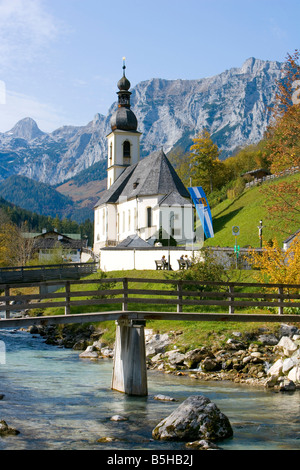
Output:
111,319,148,396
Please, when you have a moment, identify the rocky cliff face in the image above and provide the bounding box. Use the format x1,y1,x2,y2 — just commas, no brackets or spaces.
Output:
0,57,283,186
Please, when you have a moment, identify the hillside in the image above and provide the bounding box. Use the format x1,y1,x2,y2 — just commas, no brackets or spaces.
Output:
55,159,107,211
204,173,300,248
0,175,93,223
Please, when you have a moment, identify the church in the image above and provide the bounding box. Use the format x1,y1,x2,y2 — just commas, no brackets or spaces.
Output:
93,62,195,257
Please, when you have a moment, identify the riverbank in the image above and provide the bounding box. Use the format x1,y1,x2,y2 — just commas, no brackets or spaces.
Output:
28,321,300,391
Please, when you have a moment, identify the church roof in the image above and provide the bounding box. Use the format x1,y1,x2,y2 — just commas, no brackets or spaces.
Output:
159,190,193,207
95,149,191,207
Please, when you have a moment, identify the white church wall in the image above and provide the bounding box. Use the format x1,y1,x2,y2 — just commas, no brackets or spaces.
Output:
99,248,200,272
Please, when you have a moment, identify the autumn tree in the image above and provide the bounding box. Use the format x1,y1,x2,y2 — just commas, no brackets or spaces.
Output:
224,140,270,179
262,50,300,231
189,129,230,193
0,209,35,267
247,233,300,286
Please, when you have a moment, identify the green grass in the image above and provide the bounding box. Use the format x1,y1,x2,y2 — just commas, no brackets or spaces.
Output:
37,268,299,350
204,173,300,248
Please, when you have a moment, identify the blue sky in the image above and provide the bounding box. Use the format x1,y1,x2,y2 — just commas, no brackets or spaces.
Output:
0,0,299,132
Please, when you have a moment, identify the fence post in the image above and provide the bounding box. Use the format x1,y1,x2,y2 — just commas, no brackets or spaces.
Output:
278,286,284,315
177,280,183,313
5,286,10,319
65,281,71,315
229,284,235,314
122,278,128,312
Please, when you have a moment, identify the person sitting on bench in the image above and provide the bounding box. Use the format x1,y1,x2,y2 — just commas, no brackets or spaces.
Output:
185,255,192,267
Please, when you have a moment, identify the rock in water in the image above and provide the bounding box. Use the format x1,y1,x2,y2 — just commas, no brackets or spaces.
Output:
0,420,20,436
152,395,233,441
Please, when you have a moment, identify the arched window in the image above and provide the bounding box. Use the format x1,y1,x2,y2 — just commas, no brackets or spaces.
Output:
134,208,137,230
147,207,152,228
123,140,131,165
128,210,131,231
102,209,105,235
170,211,175,237
109,143,113,165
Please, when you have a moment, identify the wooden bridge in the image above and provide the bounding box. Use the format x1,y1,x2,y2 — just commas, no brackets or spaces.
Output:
1,276,299,396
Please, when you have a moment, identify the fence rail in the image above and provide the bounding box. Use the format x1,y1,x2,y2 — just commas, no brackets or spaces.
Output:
0,262,97,284
1,277,299,321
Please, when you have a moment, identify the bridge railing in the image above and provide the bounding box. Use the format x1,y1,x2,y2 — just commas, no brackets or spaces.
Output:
0,277,299,320
0,262,97,284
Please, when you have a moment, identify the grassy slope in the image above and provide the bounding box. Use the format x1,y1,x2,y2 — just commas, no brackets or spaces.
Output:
204,173,300,248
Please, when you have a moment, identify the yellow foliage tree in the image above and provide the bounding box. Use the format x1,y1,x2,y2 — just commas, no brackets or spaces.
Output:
189,129,230,193
0,221,22,267
247,233,300,286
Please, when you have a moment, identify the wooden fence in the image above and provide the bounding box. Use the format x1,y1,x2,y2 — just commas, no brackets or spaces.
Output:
0,262,97,284
1,277,299,321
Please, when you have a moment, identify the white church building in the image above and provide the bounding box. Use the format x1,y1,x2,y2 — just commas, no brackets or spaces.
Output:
93,63,199,269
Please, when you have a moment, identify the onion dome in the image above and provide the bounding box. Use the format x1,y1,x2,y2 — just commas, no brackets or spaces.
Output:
110,58,138,132
110,107,138,131
117,75,131,91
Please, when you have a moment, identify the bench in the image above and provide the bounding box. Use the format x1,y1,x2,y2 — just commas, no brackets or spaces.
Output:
177,259,187,270
155,260,170,270
155,260,166,270
178,259,192,269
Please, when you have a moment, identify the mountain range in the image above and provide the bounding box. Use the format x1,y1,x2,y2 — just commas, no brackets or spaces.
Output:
0,57,284,222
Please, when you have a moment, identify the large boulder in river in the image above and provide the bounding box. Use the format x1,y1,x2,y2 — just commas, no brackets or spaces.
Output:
152,395,233,442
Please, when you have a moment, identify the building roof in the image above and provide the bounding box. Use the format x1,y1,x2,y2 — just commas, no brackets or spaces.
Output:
283,229,300,248
116,234,152,248
241,168,271,177
158,190,193,207
30,230,85,250
95,149,191,208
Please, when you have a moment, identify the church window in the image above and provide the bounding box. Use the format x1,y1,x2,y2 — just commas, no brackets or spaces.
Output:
134,208,137,230
109,143,113,165
170,211,175,236
147,207,152,228
123,140,131,165
128,210,131,231
102,209,105,235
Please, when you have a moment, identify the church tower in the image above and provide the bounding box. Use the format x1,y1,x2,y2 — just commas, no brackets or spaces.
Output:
107,59,141,189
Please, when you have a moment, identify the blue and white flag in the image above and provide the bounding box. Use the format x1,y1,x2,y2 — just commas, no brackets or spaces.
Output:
188,186,214,239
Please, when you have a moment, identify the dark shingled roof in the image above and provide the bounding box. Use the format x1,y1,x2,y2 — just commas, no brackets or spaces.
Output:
159,190,193,207
95,149,191,208
116,235,151,248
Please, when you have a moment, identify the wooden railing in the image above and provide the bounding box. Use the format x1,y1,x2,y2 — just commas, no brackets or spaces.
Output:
1,277,299,320
0,262,97,284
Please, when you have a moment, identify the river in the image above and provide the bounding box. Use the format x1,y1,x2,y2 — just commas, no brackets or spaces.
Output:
0,327,299,451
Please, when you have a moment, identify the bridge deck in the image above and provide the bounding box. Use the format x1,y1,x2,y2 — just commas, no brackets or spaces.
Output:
1,310,299,329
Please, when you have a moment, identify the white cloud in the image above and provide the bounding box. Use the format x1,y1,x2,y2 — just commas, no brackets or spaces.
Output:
0,0,61,70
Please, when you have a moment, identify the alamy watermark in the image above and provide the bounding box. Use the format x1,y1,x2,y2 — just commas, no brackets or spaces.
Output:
0,80,6,105
0,341,6,365
292,80,300,105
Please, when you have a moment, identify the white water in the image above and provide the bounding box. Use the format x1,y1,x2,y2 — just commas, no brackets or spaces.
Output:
0,328,299,450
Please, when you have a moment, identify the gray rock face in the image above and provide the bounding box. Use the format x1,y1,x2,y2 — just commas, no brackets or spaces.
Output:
0,58,283,186
152,395,233,441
